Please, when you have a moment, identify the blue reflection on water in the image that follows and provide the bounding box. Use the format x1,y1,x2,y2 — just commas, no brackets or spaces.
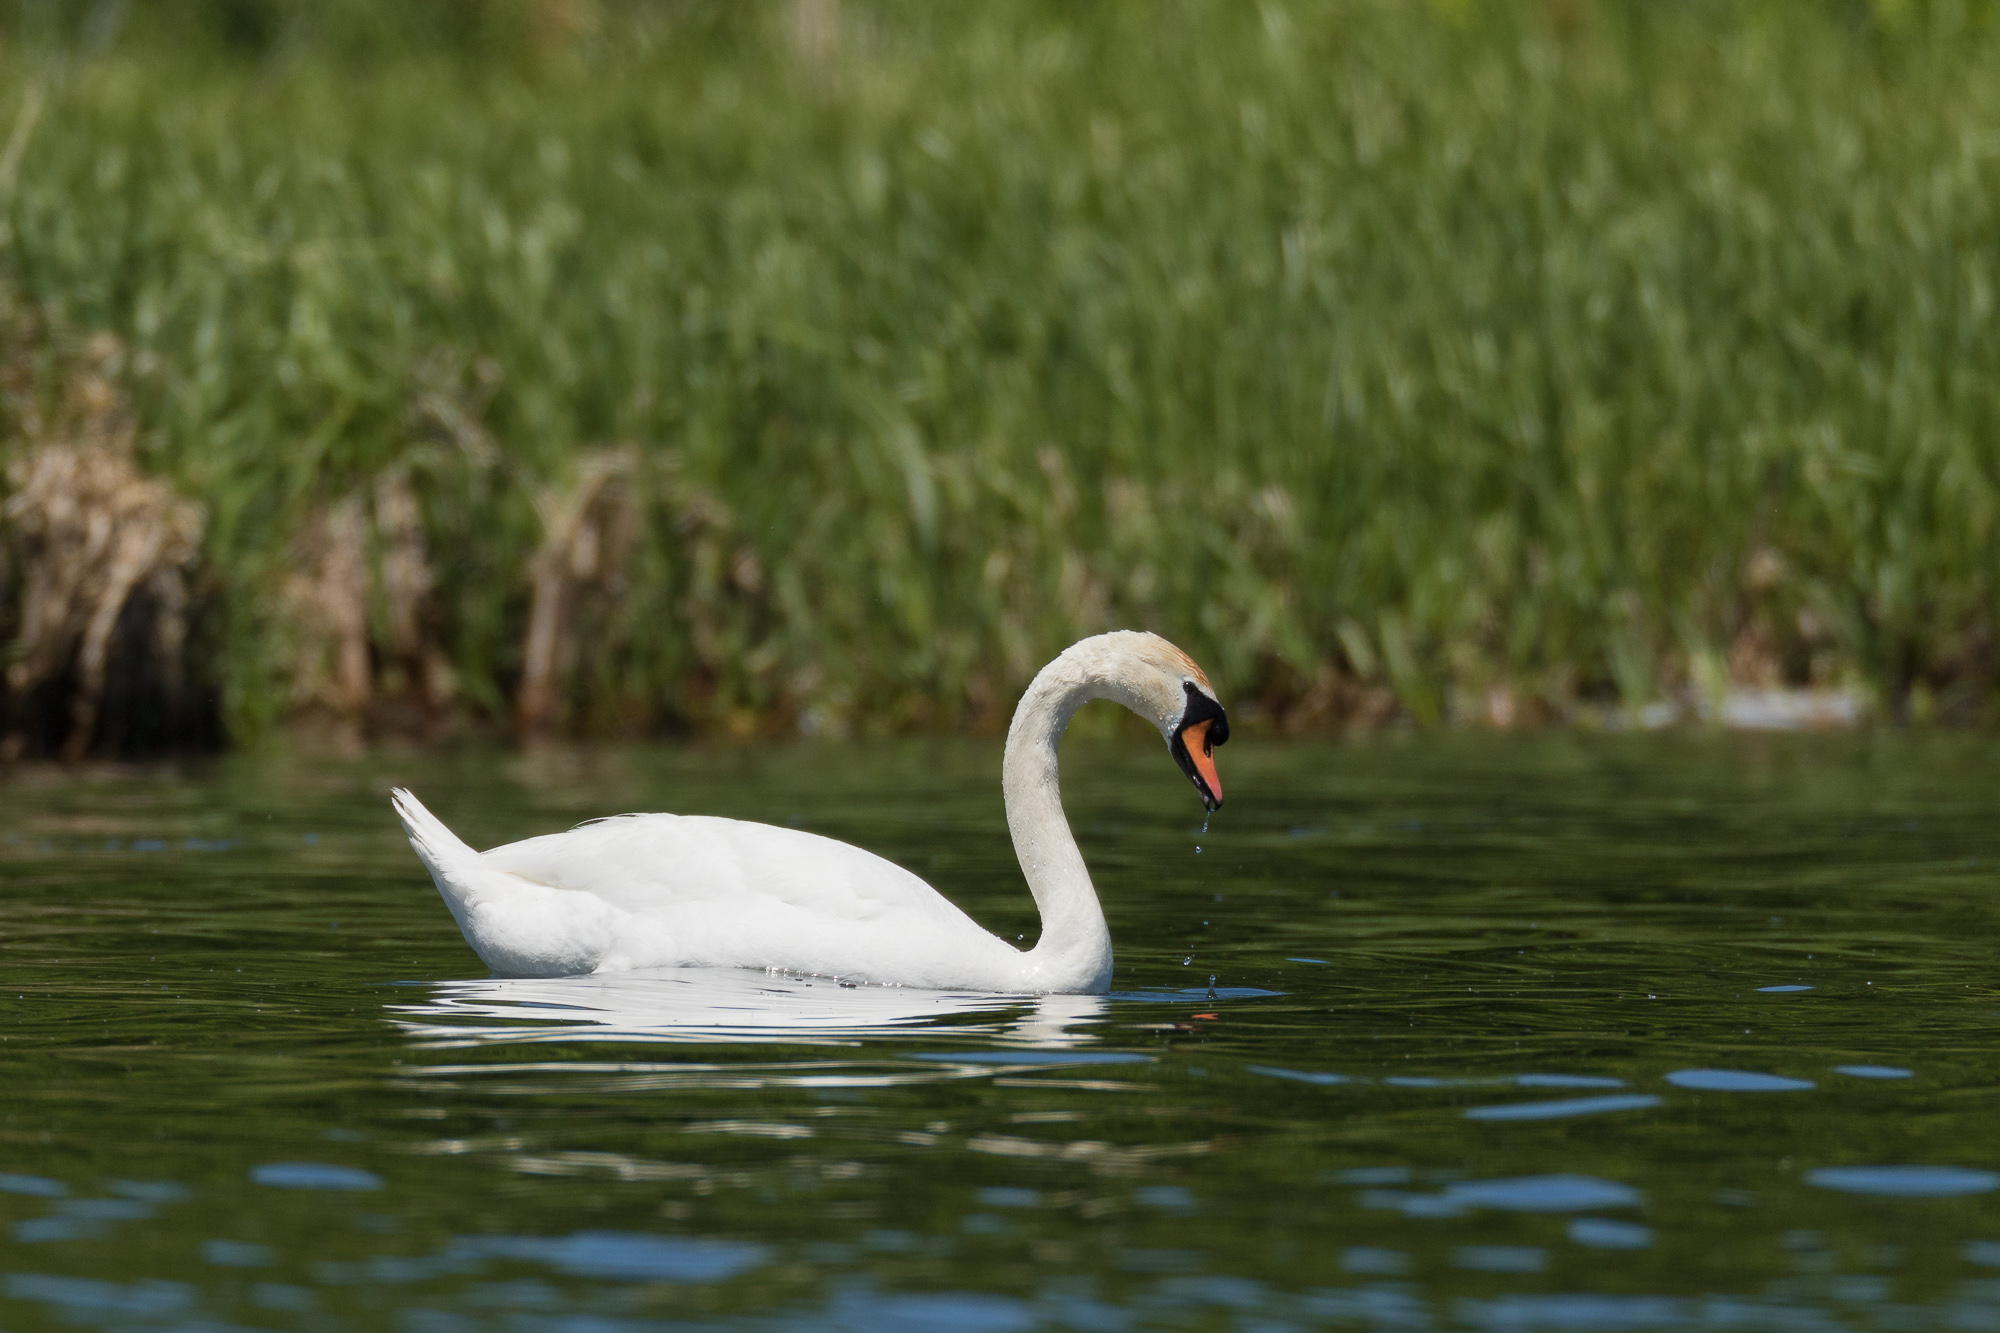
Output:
14,1218,98,1243
250,1162,383,1191
251,1282,317,1312
453,1231,769,1282
827,1287,1037,1333
1361,1173,1642,1217
1247,1064,1350,1086
4,1274,193,1319
1251,1066,1628,1093
10,1193,164,1244
201,1239,274,1268
1443,1175,1642,1212
1805,1166,1999,1197
1665,1069,1814,1092
1455,1244,1546,1272
1466,1094,1661,1122
1516,1074,1624,1088
58,1198,153,1222
1134,1186,1195,1212
108,1180,189,1203
1454,1293,1689,1329
976,1187,1041,1208
1341,1246,1411,1275
1570,1217,1655,1249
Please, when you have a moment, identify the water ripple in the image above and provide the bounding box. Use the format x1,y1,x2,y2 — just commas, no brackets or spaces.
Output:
1665,1069,1815,1092
1805,1166,1999,1197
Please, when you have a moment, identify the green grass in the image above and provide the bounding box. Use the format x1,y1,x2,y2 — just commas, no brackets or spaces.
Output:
5,0,2000,746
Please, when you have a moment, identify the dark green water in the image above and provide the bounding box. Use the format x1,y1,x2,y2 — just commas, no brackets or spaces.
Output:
4,732,2000,1331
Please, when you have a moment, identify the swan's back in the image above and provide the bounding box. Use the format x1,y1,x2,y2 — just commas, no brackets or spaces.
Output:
471,813,1017,985
483,814,945,923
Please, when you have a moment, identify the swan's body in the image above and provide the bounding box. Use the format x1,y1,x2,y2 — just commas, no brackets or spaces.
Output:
394,630,1228,994
393,804,1068,990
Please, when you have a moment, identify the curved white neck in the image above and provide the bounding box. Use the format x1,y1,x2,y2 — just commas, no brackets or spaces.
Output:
1003,646,1150,993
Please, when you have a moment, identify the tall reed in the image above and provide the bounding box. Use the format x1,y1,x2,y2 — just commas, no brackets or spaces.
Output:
3,1,1999,748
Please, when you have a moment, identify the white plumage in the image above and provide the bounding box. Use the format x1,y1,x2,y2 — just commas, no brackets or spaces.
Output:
394,631,1228,994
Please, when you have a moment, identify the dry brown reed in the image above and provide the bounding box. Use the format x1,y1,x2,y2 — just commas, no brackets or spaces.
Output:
0,335,203,759
518,449,639,734
279,473,449,733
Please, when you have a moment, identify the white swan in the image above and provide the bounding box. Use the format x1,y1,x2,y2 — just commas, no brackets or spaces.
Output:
391,630,1228,994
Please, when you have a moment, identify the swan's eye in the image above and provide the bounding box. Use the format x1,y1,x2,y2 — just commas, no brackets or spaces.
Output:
1176,682,1228,746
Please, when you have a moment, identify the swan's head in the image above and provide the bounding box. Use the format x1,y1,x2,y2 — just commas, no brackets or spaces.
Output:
1112,632,1230,812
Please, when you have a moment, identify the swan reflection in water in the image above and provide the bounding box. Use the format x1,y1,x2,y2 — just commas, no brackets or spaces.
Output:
389,966,1111,1050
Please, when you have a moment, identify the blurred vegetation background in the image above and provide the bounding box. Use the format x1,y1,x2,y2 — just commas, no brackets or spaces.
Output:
0,0,1995,754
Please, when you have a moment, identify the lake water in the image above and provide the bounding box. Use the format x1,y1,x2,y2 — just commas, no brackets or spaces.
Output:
4,731,2000,1330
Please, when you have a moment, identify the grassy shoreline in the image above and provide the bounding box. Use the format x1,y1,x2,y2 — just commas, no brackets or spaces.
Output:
2,1,1998,753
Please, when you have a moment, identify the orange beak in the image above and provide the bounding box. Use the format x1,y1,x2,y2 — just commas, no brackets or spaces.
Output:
1184,719,1223,808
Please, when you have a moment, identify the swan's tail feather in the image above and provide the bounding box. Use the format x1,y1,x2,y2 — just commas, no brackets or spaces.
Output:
392,787,477,879
391,788,621,980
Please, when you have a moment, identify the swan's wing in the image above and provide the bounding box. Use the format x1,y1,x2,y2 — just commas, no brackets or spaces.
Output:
477,814,967,929
470,813,1023,985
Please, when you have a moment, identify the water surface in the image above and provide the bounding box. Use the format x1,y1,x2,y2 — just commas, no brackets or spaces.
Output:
4,732,2000,1329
